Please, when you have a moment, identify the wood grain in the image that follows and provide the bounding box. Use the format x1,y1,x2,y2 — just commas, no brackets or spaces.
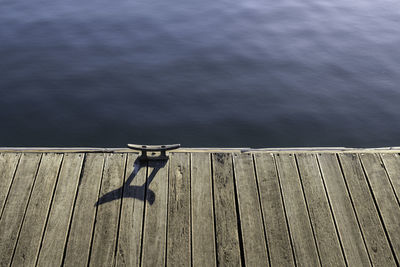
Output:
0,153,42,267
296,153,345,266
36,153,84,267
233,153,269,266
191,152,216,267
12,153,63,267
339,153,396,266
274,153,320,267
380,153,400,204
141,160,169,267
359,153,400,263
116,153,146,267
167,152,191,266
0,150,397,266
317,153,371,266
63,153,105,267
89,153,127,267
254,153,295,267
212,153,242,266
0,153,21,218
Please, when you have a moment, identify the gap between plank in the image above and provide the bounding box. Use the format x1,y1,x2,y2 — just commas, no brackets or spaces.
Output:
294,154,323,266
336,154,373,266
86,154,107,267
10,153,43,266
0,154,22,220
252,154,272,267
61,153,87,266
231,153,247,267
34,153,65,266
317,154,348,267
272,153,298,266
358,155,400,266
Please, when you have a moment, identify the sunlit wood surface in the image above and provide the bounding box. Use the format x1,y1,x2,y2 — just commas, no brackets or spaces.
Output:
0,150,399,266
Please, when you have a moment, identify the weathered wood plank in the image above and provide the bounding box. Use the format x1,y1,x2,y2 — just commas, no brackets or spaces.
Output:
0,149,397,266
167,152,191,266
317,153,371,266
4,147,400,154
338,153,396,266
0,153,21,218
36,153,84,267
359,153,400,262
141,160,169,267
116,153,146,267
380,153,400,204
274,153,320,267
211,153,242,266
12,153,63,267
191,152,216,267
89,153,126,267
296,153,346,266
63,153,105,267
253,153,295,267
0,153,42,267
232,153,269,266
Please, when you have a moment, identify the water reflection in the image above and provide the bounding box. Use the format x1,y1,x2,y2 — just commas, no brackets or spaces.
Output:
1,0,400,147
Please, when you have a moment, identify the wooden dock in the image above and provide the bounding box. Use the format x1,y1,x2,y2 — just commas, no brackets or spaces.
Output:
0,148,399,266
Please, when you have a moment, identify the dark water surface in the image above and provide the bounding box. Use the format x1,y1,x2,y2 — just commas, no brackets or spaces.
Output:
1,0,400,147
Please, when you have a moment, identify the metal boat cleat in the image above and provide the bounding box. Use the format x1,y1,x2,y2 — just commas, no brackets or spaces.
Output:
127,143,181,161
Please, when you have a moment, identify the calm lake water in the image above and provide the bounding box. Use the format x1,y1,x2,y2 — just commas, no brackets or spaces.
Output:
1,0,400,147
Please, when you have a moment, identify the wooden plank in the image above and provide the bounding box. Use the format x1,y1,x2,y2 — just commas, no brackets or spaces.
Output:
380,153,400,204
339,153,396,265
211,153,242,266
89,153,127,266
191,152,216,267
359,153,400,262
0,153,21,218
4,147,400,153
167,152,191,266
296,153,346,266
274,153,320,267
63,153,105,267
141,159,169,267
36,153,84,267
232,153,269,266
115,153,146,267
253,153,295,267
0,153,42,267
317,153,371,266
12,153,63,267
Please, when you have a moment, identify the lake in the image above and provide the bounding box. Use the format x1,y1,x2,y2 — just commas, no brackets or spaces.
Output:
1,0,400,148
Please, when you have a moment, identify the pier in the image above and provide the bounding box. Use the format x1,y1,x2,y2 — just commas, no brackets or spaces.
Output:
0,147,399,266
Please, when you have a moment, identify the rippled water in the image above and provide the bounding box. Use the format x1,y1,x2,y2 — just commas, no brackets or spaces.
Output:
1,0,400,147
